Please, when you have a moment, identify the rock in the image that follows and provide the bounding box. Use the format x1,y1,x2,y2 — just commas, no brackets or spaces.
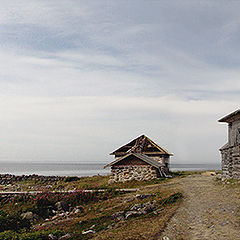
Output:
107,224,115,229
162,237,170,240
153,208,163,215
21,211,34,219
74,209,82,214
21,211,39,222
56,201,69,212
90,224,96,229
142,203,154,213
75,205,84,210
125,211,140,219
135,194,155,199
130,203,143,211
59,233,72,239
112,211,125,220
82,230,95,235
48,234,57,240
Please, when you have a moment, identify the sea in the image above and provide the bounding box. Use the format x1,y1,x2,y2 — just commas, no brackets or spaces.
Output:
0,162,221,177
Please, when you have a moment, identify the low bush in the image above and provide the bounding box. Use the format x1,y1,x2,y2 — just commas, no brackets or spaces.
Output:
0,211,31,233
158,192,183,206
0,230,63,240
64,176,80,182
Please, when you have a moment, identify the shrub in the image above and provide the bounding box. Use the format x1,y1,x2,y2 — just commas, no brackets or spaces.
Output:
158,192,183,206
64,176,80,182
0,230,63,240
0,211,31,233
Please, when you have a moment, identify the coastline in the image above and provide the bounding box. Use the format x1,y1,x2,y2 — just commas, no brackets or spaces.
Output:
0,163,221,177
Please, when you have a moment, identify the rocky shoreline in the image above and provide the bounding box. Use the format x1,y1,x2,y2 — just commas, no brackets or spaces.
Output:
0,174,66,185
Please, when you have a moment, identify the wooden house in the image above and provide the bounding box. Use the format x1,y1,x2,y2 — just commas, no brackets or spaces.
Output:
219,109,240,179
105,135,173,182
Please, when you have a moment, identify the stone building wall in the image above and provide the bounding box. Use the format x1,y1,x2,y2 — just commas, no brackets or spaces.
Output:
109,165,158,183
221,145,240,179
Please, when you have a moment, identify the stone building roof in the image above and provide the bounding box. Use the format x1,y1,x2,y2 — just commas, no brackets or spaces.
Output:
110,135,173,156
104,152,163,169
218,109,240,123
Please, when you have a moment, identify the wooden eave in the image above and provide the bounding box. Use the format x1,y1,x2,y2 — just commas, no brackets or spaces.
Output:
218,109,240,123
104,152,163,169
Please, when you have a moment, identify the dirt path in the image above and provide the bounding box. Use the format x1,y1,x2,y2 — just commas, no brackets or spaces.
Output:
157,174,240,240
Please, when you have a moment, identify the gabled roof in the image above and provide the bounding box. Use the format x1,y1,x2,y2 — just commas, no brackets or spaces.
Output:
110,134,173,156
104,152,163,169
218,109,240,123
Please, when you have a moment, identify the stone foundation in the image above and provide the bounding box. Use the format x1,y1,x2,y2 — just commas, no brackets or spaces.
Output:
221,145,240,179
109,165,158,183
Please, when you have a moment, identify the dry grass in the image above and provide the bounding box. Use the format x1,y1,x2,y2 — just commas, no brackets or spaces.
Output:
30,177,183,240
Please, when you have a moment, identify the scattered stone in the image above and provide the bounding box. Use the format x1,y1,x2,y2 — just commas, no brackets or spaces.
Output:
21,211,39,222
82,230,95,235
135,194,155,199
112,201,155,221
74,209,82,214
162,237,170,240
21,211,34,220
107,224,115,229
56,201,69,212
90,224,96,229
125,211,140,219
112,211,125,221
59,233,72,239
48,234,57,240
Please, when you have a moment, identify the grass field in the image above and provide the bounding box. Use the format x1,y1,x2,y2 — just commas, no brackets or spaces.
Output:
0,172,193,240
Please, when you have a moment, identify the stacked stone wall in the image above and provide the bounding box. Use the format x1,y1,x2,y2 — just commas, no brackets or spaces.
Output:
109,165,158,183
221,145,240,179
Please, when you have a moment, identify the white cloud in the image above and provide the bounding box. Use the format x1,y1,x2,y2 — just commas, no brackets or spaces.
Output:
0,1,239,164
0,95,236,163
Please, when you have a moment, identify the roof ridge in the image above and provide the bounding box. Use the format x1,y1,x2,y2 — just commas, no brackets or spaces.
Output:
110,134,172,156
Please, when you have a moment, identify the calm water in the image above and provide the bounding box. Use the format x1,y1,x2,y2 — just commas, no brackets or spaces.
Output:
0,162,221,177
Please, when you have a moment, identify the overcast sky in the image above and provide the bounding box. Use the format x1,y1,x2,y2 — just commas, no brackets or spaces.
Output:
0,1,239,164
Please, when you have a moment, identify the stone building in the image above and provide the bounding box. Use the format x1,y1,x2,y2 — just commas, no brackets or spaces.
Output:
219,109,240,179
104,135,173,182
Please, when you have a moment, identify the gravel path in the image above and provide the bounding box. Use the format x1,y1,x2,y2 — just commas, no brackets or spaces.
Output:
158,174,240,240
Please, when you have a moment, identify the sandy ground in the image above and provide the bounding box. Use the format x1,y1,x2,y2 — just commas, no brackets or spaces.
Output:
156,174,240,240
